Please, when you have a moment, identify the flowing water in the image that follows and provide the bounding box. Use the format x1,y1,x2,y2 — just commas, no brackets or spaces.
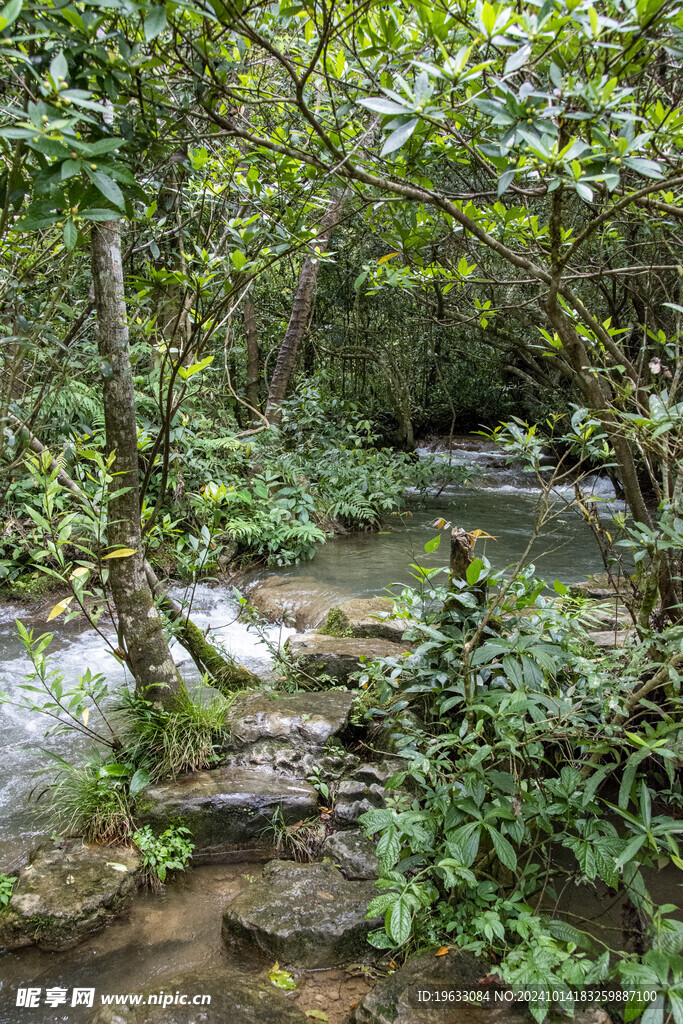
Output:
0,437,630,1016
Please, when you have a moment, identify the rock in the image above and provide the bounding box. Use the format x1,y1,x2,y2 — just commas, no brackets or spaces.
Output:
321,598,407,642
139,766,318,857
0,840,141,951
587,629,631,648
249,576,347,630
222,859,380,967
321,830,378,880
93,964,309,1024
287,633,408,684
334,760,404,825
347,951,612,1024
570,572,630,600
225,689,355,775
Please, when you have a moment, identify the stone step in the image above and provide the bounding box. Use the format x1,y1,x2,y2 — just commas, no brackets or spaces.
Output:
321,829,378,880
222,859,380,968
249,575,348,630
94,965,310,1023
0,840,141,951
287,633,409,684
139,766,318,858
224,689,355,775
322,598,408,642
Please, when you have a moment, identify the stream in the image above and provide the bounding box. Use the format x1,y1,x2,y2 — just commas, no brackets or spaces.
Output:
0,437,638,1019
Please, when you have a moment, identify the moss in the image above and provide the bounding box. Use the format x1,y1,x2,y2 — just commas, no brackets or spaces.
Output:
0,572,60,601
320,608,354,638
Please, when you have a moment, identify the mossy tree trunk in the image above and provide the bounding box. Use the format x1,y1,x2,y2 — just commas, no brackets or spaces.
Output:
91,219,182,702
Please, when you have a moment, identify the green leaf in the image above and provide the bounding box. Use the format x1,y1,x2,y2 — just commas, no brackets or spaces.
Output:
490,828,517,871
230,250,247,271
63,220,78,250
424,534,441,554
466,558,484,586
553,579,568,595
381,118,418,157
386,896,412,944
144,5,167,41
49,51,68,85
84,167,125,210
0,0,22,32
129,768,150,797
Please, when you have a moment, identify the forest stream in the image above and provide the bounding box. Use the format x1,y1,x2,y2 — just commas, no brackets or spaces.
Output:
0,438,653,1022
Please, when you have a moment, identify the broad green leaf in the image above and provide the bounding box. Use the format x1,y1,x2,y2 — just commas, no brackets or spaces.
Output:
381,118,418,156
144,5,167,41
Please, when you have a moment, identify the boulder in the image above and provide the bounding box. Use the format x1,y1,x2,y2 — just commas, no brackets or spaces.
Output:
139,766,318,857
225,689,355,775
347,951,612,1024
0,840,141,951
321,830,378,880
249,576,347,630
93,964,309,1024
321,598,407,642
569,573,629,600
222,859,380,967
287,633,408,684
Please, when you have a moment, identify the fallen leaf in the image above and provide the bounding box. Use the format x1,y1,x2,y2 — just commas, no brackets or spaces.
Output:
316,890,334,900
269,962,296,991
305,1012,329,1022
477,974,500,985
436,946,451,956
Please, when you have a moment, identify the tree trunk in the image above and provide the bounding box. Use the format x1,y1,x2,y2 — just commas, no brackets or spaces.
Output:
91,220,182,701
265,196,345,422
244,296,260,414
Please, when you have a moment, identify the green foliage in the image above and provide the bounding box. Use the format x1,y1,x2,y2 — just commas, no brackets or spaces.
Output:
117,685,233,782
357,565,683,1020
0,873,17,908
40,749,136,845
132,824,194,889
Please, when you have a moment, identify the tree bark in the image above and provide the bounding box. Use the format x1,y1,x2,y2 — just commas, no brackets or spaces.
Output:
265,195,345,422
244,296,260,414
91,220,182,701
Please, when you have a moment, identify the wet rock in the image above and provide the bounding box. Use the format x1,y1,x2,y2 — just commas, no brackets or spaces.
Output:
224,688,356,776
0,840,141,952
347,951,612,1024
93,964,309,1024
287,633,408,684
139,766,318,857
249,576,346,630
334,760,404,825
321,598,407,642
321,830,378,880
222,859,380,967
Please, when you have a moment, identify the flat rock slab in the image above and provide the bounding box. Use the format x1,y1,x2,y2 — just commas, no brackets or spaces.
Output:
225,689,356,776
227,689,355,747
588,629,632,648
93,965,309,1024
321,830,378,880
347,952,612,1024
323,598,407,642
0,840,141,952
139,766,318,856
222,859,380,967
287,633,408,684
250,576,347,630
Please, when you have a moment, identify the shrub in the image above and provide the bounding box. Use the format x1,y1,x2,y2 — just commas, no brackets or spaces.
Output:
132,824,194,889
